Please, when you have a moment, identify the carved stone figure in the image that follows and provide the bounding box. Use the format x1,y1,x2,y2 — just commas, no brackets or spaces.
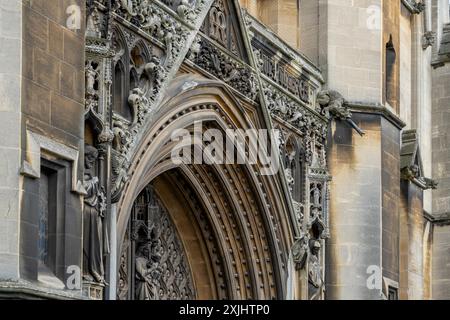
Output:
177,0,194,21
141,7,162,37
402,164,421,180
317,90,350,120
311,183,321,207
119,0,136,18
128,87,149,125
292,234,309,270
162,17,175,62
308,240,323,300
422,31,436,50
83,145,108,284
285,168,295,194
86,63,98,96
144,56,165,98
112,119,131,153
317,90,365,136
188,35,202,60
135,242,162,300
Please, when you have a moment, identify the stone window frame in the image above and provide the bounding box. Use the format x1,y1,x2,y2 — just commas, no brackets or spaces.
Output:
19,130,85,291
21,131,85,195
383,277,399,300
37,157,69,287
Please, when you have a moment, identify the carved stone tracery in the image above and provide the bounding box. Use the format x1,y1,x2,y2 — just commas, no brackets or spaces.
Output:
118,185,196,300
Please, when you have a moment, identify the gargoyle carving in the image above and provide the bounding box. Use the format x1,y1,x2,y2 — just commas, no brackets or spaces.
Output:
317,90,365,136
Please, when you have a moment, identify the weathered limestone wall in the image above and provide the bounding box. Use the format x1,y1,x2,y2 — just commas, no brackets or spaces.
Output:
411,10,433,214
381,118,401,287
382,0,401,112
299,0,383,103
0,0,22,280
399,7,412,126
430,0,450,300
240,0,300,49
258,0,299,49
19,0,85,283
432,223,450,299
326,114,383,300
298,0,322,66
432,62,450,217
423,220,432,300
399,182,426,300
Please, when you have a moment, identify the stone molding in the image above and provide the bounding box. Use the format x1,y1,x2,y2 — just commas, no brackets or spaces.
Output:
20,131,85,195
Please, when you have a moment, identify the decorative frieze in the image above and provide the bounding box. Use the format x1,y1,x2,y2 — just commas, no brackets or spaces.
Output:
255,47,310,104
189,37,258,101
262,82,327,145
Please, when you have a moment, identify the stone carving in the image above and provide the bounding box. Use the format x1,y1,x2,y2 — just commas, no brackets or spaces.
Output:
99,1,215,204
128,87,150,125
208,0,227,44
118,186,196,300
97,128,115,159
402,0,425,14
308,240,323,300
187,35,202,60
144,56,166,99
292,233,309,270
83,145,109,284
317,90,365,136
309,181,326,236
117,231,130,300
113,0,186,65
177,0,194,22
263,83,328,167
86,6,102,38
285,168,295,194
254,48,310,104
85,61,100,113
135,240,163,300
401,165,438,190
422,31,436,50
118,0,137,19
191,38,258,100
400,130,438,190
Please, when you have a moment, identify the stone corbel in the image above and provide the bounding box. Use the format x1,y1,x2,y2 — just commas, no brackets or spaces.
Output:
20,131,86,195
402,0,425,14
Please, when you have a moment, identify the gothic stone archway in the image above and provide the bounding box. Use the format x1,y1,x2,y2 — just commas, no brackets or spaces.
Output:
115,76,295,300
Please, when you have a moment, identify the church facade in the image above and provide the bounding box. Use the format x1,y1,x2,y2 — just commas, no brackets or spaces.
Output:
0,0,449,300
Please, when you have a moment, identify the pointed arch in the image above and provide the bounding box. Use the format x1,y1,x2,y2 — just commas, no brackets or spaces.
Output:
115,74,295,299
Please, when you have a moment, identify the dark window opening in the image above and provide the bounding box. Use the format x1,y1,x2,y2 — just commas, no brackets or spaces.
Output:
388,286,398,300
385,35,397,109
113,61,132,121
38,165,59,277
